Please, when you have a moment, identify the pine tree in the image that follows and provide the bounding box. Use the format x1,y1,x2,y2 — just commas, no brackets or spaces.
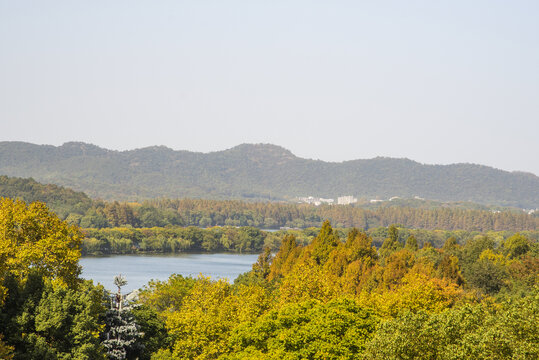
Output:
101,275,143,360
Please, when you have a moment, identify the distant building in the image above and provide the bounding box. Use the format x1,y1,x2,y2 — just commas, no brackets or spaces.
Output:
298,196,316,204
297,196,334,206
337,196,357,205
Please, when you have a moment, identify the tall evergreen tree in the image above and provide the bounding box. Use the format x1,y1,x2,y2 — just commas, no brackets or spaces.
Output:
101,275,143,360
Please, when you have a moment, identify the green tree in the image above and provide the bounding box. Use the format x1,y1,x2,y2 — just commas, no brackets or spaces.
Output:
380,225,403,260
223,299,378,360
405,235,418,251
310,220,339,265
365,290,539,360
0,273,106,360
502,233,530,259
131,305,169,360
101,276,143,360
138,274,196,313
466,255,507,294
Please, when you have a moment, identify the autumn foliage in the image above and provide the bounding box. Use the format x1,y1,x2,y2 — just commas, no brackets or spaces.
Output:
136,220,538,359
0,197,537,359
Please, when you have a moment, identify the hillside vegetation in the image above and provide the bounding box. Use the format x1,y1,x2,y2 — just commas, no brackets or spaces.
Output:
0,176,537,232
0,175,93,218
1,141,537,207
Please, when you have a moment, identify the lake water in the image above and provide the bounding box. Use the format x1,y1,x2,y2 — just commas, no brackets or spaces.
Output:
80,253,259,292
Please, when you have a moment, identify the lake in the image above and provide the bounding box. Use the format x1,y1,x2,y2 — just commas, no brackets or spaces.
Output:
80,253,259,293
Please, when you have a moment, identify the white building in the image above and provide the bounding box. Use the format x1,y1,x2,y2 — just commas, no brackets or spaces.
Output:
338,195,357,205
298,196,335,206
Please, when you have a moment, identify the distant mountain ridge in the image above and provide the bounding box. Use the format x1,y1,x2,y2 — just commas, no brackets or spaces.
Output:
0,141,537,208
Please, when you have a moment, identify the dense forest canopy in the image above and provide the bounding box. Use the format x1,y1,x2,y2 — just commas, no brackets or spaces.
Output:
1,141,537,207
0,198,537,359
117,222,539,359
1,176,537,234
0,175,93,218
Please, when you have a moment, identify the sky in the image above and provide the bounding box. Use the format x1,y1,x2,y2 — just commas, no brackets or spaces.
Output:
1,1,538,175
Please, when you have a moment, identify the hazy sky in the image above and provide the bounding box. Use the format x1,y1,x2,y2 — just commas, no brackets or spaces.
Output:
1,1,538,175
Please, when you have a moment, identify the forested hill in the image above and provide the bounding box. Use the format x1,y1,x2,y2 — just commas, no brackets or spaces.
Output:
0,141,538,208
0,175,93,218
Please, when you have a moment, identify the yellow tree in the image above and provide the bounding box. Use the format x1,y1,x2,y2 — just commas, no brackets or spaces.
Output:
360,271,464,318
0,198,83,304
0,198,103,359
268,234,300,281
278,258,341,305
157,277,272,360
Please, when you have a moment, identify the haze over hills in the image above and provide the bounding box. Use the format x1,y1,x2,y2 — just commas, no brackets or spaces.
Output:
0,141,537,208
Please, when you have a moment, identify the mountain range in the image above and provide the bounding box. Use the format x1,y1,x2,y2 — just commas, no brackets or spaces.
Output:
0,141,537,208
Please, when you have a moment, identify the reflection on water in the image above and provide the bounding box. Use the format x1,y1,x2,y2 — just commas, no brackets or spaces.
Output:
80,253,259,293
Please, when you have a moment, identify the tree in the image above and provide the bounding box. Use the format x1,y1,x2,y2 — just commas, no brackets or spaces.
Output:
362,271,463,318
344,230,378,263
380,225,403,260
235,247,273,286
252,247,272,280
381,249,416,287
442,237,458,252
438,255,464,285
131,305,169,360
502,233,530,259
365,290,539,360
114,275,128,301
310,220,339,265
0,273,106,360
405,235,418,251
138,274,196,314
278,258,340,305
223,299,378,360
0,198,86,356
158,278,270,360
0,198,83,305
101,276,143,360
388,225,399,243
466,255,507,295
268,234,300,281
